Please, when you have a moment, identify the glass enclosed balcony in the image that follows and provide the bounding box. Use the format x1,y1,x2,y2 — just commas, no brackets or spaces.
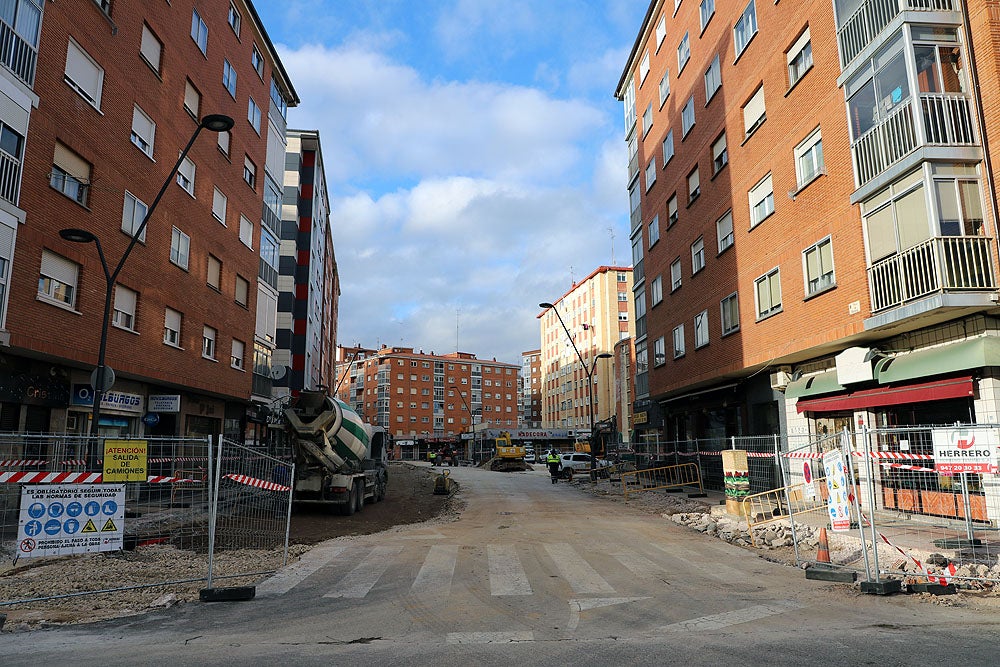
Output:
836,0,957,70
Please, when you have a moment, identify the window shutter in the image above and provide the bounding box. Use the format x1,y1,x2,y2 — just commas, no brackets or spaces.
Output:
53,143,90,180
40,251,77,287
140,25,161,70
65,40,102,104
743,86,766,134
132,106,153,140
114,285,136,313
207,256,221,287
787,28,811,66
165,308,181,331
184,80,200,117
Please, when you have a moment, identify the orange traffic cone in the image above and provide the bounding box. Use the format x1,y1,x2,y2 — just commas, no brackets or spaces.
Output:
817,527,831,564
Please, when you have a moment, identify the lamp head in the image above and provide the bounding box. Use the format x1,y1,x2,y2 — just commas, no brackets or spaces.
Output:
863,348,883,363
200,114,235,132
59,228,97,244
597,353,613,360
539,302,554,309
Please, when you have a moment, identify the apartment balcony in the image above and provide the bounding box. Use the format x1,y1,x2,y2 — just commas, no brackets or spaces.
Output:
0,149,20,206
251,372,273,398
837,0,957,70
867,236,995,313
852,93,974,189
0,19,37,87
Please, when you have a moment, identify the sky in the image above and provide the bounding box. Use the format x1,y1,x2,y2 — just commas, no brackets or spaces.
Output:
255,0,643,365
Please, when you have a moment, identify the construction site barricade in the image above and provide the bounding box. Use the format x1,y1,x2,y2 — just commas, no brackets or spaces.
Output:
621,462,703,499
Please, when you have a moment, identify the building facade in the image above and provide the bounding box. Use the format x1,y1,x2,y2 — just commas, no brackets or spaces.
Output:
520,349,541,429
617,1,1000,459
6,0,294,440
537,266,634,443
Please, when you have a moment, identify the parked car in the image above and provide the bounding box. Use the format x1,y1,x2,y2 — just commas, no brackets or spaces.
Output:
559,453,611,473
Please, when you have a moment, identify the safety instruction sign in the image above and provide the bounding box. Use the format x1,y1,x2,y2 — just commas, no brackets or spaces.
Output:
822,450,851,532
103,439,148,481
17,484,125,558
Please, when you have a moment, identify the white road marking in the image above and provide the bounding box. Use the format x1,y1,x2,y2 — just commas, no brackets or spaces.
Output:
658,601,803,633
447,632,534,644
323,546,403,599
545,543,616,594
568,597,651,631
256,545,346,597
611,549,667,579
651,542,749,583
488,544,532,596
411,544,458,597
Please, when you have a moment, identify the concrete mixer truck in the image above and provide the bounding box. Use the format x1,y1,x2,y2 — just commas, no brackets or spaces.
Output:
283,390,389,515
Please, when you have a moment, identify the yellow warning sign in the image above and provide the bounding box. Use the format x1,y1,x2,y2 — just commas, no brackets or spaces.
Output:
101,518,117,532
82,519,97,533
103,439,148,482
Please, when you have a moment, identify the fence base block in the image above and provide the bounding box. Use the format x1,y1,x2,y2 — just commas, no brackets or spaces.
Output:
805,566,857,583
906,582,956,596
687,492,708,498
861,579,903,596
664,488,684,493
200,586,256,602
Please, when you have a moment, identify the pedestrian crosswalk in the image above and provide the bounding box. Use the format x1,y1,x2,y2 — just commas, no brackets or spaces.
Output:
259,540,722,601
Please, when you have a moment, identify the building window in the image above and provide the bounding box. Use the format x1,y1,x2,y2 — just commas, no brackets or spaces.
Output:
51,143,90,205
239,215,253,248
235,274,249,307
170,227,190,269
668,194,678,226
65,38,104,108
716,210,734,253
231,339,245,370
721,292,739,335
682,96,695,136
223,59,237,98
787,27,813,86
749,173,775,228
691,237,705,274
663,130,675,165
743,85,766,137
212,187,227,224
251,44,265,79
648,215,660,247
645,157,657,191
671,258,682,291
734,0,758,58
176,157,196,196
184,80,201,119
130,105,155,158
653,336,666,367
673,324,685,358
112,284,137,331
659,72,670,107
640,50,650,83
794,128,824,188
712,133,728,173
218,129,231,156
704,54,721,101
694,310,709,348
202,325,217,360
139,24,162,73
243,156,256,188
804,237,835,296
207,254,221,290
164,307,182,346
754,268,782,318
651,275,663,306
248,97,261,133
191,8,208,54
38,250,78,308
642,102,653,136
227,2,241,36
688,167,700,203
700,0,715,31
655,14,666,49
122,191,148,242
678,32,690,72
270,79,288,119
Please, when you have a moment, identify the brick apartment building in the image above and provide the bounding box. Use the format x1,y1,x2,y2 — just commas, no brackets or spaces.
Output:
537,266,634,446
2,1,296,440
335,346,520,444
617,1,1000,451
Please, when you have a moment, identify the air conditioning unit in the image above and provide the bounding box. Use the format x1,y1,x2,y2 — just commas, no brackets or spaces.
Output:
769,366,793,391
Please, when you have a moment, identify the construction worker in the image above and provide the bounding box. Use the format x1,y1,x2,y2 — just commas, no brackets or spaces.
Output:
546,450,561,484
428,449,437,466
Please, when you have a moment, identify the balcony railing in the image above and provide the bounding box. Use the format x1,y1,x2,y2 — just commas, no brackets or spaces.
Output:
852,93,974,188
838,0,957,69
868,236,995,312
0,20,37,87
261,202,281,237
0,149,20,206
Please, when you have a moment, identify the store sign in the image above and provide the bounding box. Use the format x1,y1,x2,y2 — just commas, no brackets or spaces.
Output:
932,427,999,474
633,411,648,425
148,394,181,413
71,386,145,413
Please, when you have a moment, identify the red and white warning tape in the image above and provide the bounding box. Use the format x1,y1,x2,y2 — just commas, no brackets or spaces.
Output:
0,460,46,467
146,475,200,484
223,473,290,493
880,462,937,473
0,471,103,484
784,451,935,460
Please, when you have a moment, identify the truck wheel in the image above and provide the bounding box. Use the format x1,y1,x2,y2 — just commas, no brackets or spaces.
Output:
340,490,356,516
375,476,386,502
354,481,365,513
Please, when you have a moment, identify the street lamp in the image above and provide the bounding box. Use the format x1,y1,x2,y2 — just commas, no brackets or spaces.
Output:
60,114,235,439
449,384,479,462
539,301,613,479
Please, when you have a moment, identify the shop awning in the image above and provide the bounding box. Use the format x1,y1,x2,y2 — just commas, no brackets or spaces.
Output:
796,376,974,414
785,371,844,399
875,336,1000,384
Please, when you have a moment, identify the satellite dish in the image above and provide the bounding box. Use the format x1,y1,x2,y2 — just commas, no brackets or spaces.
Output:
269,365,287,380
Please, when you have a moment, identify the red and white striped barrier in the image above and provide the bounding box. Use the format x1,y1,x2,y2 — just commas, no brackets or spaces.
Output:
783,450,935,460
880,462,937,473
146,475,200,484
0,471,103,484
223,473,290,493
0,460,46,467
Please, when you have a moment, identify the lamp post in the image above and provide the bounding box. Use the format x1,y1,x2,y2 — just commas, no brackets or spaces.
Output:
539,301,613,480
449,384,479,462
60,114,235,439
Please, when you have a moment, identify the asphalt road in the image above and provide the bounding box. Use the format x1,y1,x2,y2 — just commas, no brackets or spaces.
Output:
5,464,1000,666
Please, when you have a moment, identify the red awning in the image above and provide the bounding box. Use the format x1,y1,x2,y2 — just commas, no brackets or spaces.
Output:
796,376,974,414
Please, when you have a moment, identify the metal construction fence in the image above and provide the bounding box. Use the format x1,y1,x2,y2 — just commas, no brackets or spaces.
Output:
621,462,704,500
0,433,293,607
